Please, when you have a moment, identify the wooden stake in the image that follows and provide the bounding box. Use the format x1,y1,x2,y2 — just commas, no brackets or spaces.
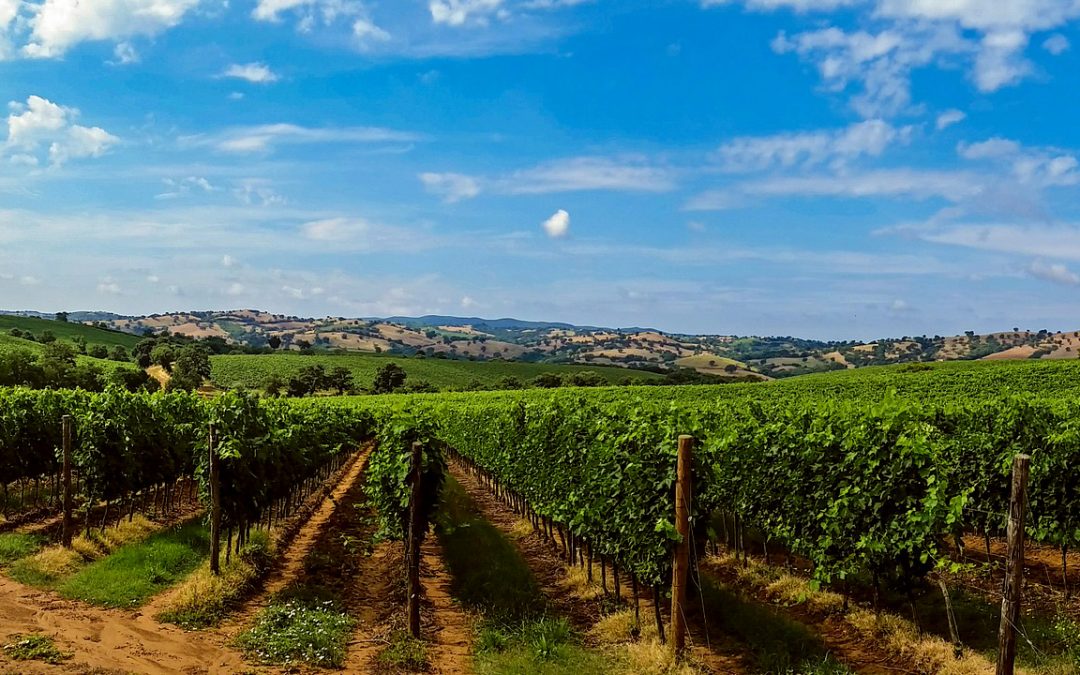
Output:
61,415,73,548
209,424,221,575
671,434,693,656
996,453,1030,675
407,441,424,639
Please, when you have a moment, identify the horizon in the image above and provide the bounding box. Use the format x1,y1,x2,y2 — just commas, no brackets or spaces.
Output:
3,2,1080,339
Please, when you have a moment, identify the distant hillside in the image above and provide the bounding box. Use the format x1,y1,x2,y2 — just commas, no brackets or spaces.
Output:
0,315,141,350
5,308,1077,380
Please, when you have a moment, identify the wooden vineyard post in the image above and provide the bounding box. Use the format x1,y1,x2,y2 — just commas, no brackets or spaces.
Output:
209,424,222,575
671,434,693,656
996,453,1030,675
61,415,73,548
407,441,424,639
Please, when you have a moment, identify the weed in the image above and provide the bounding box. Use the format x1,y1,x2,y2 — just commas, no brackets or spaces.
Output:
378,630,428,671
235,599,355,668
0,533,42,565
3,633,70,664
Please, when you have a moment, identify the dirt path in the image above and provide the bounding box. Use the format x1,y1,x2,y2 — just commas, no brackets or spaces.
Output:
0,575,251,674
421,536,474,675
221,445,373,631
0,450,371,674
448,463,753,674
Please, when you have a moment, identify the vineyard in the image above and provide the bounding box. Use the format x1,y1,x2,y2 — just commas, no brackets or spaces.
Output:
0,359,1078,672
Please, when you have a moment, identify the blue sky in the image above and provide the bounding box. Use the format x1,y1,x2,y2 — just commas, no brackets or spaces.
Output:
2,0,1080,339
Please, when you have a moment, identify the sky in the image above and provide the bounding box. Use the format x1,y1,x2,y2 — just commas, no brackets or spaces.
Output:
2,1,1080,339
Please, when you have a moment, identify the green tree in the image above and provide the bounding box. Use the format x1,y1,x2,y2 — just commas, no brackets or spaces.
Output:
328,366,354,395
150,344,177,371
268,335,282,350
531,372,563,389
262,373,286,397
109,345,129,362
88,344,109,359
372,362,407,394
39,330,56,344
55,311,69,323
166,345,211,392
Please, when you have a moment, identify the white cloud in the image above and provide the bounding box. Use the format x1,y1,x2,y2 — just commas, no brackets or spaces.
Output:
461,295,478,309
419,172,481,203
505,156,676,194
190,123,420,154
542,209,570,238
4,95,118,166
935,109,966,130
1029,259,1080,285
233,179,287,207
156,175,215,199
222,254,237,268
110,41,140,65
958,137,1080,187
957,137,1021,160
226,282,245,296
715,119,908,171
1043,33,1071,54
22,0,201,58
353,18,390,46
97,279,122,295
222,62,279,84
430,0,505,27
724,0,1080,115
900,222,1080,261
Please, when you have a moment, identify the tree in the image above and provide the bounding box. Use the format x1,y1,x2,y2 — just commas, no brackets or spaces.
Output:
372,362,407,394
262,373,286,397
108,368,157,393
288,364,329,397
328,367,354,395
531,372,563,389
88,344,109,359
268,335,282,350
55,311,69,323
166,345,211,392
110,346,129,362
495,376,525,390
150,344,177,371
724,364,738,374
39,330,56,344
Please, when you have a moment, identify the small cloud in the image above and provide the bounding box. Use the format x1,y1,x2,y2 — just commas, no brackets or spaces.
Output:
110,42,140,65
222,254,238,268
687,221,706,233
229,92,245,101
542,209,570,238
147,275,160,283
419,172,480,203
1044,34,1070,56
935,109,966,131
461,295,478,309
20,276,40,286
957,137,1021,160
353,18,391,46
97,279,121,295
419,70,440,85
890,299,911,312
1029,259,1080,286
226,282,245,296
221,62,279,84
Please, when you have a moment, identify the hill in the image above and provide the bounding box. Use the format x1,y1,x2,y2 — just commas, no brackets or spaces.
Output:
7,308,1080,380
0,315,141,350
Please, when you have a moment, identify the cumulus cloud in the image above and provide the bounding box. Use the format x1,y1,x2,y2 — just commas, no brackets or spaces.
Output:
353,18,390,45
715,119,909,171
542,209,570,238
1043,33,1071,55
721,0,1080,115
430,0,506,27
222,62,279,84
1029,259,1080,285
958,137,1080,187
419,172,481,203
935,109,966,130
22,0,201,58
4,95,119,166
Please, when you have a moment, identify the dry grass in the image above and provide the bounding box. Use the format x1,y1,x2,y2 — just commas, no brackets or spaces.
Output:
591,609,699,675
847,609,1003,675
16,546,82,579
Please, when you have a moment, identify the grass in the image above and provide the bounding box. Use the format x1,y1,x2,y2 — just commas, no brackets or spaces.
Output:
475,617,615,675
2,633,71,664
0,533,42,565
0,315,141,349
378,630,429,671
156,530,272,629
211,351,663,392
56,521,209,607
235,598,355,668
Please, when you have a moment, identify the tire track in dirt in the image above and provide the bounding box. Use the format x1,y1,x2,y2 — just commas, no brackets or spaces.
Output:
420,536,474,675
448,462,754,675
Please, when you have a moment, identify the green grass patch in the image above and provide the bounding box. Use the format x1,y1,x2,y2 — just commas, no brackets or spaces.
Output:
211,351,662,392
475,617,613,675
235,598,355,668
436,475,543,621
56,521,209,608
156,530,272,629
0,533,42,566
0,315,140,349
2,633,71,664
377,630,429,672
